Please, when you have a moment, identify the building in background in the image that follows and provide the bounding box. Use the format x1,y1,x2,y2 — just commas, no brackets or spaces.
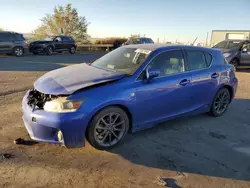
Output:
210,30,250,46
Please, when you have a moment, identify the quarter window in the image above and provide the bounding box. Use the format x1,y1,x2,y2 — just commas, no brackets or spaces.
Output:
186,50,208,71
147,50,185,77
204,52,212,66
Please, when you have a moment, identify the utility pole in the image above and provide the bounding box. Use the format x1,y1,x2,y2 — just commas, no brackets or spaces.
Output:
205,32,209,47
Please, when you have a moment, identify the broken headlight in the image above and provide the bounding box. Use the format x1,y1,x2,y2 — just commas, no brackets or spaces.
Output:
43,97,84,113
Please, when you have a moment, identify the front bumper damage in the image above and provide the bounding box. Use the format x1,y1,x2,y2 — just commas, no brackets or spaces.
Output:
22,90,88,148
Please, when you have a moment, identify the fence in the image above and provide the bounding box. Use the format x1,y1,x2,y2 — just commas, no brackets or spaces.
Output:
77,44,114,51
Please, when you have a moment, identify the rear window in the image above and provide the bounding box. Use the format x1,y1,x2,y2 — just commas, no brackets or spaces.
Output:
186,50,208,71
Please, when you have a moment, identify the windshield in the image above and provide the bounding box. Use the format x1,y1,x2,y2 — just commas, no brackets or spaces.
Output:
91,47,151,75
42,36,55,41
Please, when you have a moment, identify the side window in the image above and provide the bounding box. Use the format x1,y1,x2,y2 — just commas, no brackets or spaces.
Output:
0,33,5,41
0,33,12,41
148,38,154,43
61,37,68,41
55,37,62,42
186,50,208,71
204,52,212,66
214,41,227,48
147,50,185,77
12,34,25,41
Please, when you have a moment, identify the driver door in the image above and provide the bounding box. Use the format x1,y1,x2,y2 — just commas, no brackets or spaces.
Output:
241,43,250,65
54,37,63,50
132,50,193,129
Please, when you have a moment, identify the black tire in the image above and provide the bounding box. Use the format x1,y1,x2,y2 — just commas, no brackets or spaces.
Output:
32,52,38,55
69,46,76,54
13,47,24,57
209,88,231,117
46,46,53,55
58,51,62,53
230,58,239,69
86,106,129,150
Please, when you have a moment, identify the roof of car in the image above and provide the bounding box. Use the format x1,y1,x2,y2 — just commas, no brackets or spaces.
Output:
123,43,220,52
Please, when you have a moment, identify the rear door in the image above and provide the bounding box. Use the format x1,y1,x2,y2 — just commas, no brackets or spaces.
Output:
240,42,250,65
184,49,218,110
0,33,13,52
62,36,74,49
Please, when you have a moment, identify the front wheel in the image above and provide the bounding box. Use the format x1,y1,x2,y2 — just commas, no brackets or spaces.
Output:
46,46,53,55
209,88,231,117
86,107,129,150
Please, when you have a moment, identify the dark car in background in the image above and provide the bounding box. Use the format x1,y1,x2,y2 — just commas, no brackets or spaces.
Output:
0,32,28,57
29,35,77,55
212,39,250,68
123,37,154,45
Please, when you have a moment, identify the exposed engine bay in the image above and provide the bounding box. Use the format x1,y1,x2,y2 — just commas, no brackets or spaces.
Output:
27,89,59,109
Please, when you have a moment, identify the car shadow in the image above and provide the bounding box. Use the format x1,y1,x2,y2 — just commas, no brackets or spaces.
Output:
107,98,250,181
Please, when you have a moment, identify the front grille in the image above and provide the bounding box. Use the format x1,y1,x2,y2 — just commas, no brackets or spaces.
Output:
27,89,57,109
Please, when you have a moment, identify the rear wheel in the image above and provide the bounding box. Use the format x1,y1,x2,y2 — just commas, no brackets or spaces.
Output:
13,47,24,57
46,46,53,55
32,52,38,55
209,88,231,117
86,107,129,150
69,46,76,54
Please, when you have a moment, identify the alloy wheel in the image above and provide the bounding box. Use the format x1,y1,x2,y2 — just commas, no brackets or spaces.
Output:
14,47,23,56
94,113,126,147
214,90,230,115
70,47,76,54
47,46,53,55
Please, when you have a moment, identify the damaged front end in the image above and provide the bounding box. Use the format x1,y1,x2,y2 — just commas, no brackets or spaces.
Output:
27,89,59,109
26,89,84,113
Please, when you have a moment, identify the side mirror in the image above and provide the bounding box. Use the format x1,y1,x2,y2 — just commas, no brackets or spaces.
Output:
54,39,59,42
242,48,248,53
146,68,160,81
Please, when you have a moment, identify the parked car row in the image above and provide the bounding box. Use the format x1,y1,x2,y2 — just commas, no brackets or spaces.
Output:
0,32,77,57
212,39,250,68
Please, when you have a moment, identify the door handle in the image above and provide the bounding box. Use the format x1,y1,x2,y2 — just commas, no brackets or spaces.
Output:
179,79,190,86
211,73,219,79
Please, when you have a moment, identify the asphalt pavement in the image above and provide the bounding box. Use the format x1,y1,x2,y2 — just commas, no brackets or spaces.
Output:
0,52,106,71
0,52,250,188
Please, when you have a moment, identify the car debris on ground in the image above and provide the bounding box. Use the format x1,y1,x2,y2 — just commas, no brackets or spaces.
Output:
14,138,25,145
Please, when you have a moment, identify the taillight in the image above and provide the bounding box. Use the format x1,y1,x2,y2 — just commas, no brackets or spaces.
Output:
24,40,27,44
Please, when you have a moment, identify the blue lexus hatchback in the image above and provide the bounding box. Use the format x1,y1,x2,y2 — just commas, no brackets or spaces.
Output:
22,44,238,149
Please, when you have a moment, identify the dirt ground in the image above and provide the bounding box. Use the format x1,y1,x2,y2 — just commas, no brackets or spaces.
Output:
0,55,250,188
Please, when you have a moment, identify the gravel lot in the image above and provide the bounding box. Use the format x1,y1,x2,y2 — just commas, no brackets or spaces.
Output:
0,53,250,188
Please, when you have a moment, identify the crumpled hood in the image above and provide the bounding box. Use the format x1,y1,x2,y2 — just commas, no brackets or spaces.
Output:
34,63,125,95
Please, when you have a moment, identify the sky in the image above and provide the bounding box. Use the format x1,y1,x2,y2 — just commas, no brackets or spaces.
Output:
0,0,249,43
